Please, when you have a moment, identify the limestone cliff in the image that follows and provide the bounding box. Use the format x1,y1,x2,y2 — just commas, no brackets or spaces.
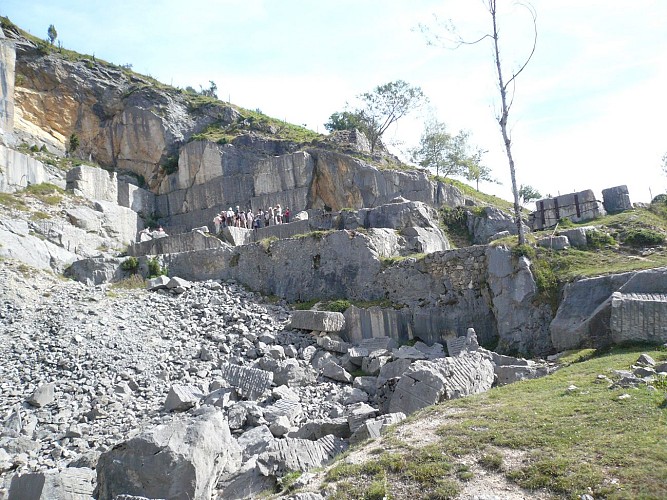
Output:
3,23,466,233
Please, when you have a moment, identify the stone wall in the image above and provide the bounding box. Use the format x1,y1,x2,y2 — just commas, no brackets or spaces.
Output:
0,31,15,137
531,189,605,230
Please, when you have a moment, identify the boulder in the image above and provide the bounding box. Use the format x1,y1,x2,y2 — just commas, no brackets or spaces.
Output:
257,435,347,476
219,362,273,399
537,235,569,250
388,352,494,415
96,409,241,500
8,468,95,500
163,385,203,412
27,383,55,408
321,362,353,383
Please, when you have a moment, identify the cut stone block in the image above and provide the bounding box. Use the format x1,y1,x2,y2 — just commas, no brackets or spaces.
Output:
219,362,273,400
288,310,345,332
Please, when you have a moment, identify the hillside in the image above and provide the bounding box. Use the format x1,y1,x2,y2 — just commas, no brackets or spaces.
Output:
306,345,667,499
1,14,667,500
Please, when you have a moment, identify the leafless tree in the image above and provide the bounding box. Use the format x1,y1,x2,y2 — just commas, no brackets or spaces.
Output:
422,1,537,244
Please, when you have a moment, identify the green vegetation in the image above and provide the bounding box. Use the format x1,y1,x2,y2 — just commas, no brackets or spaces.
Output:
24,183,65,205
0,192,28,211
147,257,167,278
29,211,51,221
435,176,517,214
293,230,335,240
120,256,139,274
326,448,461,499
622,228,665,247
586,228,616,249
439,206,472,248
189,106,321,146
380,253,425,268
160,155,179,175
322,346,667,499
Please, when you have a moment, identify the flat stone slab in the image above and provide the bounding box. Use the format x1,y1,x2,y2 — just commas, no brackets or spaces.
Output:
220,362,274,400
288,310,345,333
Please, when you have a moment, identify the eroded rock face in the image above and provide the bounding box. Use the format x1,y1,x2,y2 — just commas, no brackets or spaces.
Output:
0,33,16,137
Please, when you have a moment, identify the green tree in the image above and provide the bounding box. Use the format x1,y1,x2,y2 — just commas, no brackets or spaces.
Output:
330,81,426,153
519,184,541,205
410,120,484,181
47,24,57,45
200,80,218,98
359,80,426,153
324,111,364,132
466,161,498,191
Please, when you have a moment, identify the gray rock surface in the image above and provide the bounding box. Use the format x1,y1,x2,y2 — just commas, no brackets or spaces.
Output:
388,352,494,415
96,410,240,500
289,310,346,333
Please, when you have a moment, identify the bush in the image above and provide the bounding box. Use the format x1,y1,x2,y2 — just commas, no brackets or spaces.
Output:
586,229,616,249
121,256,139,273
623,228,665,247
325,299,351,313
147,257,167,278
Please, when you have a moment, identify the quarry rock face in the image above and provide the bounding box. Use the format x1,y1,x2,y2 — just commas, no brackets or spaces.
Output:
0,30,15,138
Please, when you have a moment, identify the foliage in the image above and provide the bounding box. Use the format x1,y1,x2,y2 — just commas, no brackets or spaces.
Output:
24,183,65,205
147,257,167,278
68,133,79,153
325,449,461,499
324,111,364,132
622,228,665,247
0,192,28,211
120,256,139,273
439,206,472,248
324,299,352,313
518,184,541,205
586,229,616,249
161,155,179,175
47,24,57,45
410,119,485,181
331,80,426,153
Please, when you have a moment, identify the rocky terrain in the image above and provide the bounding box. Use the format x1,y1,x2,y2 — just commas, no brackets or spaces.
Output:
1,14,667,500
0,257,557,499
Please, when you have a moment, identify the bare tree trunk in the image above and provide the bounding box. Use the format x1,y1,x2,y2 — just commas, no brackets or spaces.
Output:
489,0,526,245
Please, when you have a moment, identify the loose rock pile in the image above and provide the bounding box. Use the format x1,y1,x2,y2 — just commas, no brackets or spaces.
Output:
0,260,554,499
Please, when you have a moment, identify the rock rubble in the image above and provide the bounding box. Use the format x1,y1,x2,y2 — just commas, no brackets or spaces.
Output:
0,259,554,498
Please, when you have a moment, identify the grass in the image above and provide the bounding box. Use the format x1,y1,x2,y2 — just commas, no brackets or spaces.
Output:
324,345,667,499
380,253,426,268
325,448,461,499
110,274,145,290
0,192,28,211
435,176,517,214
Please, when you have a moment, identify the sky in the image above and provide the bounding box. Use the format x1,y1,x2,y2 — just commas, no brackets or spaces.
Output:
2,0,666,204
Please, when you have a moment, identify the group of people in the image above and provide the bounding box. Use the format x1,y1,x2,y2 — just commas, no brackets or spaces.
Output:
213,205,291,233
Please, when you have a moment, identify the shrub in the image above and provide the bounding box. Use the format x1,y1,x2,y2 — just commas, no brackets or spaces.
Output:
147,257,167,278
161,155,179,175
325,299,351,313
586,229,616,249
623,228,665,247
512,244,536,259
121,256,139,273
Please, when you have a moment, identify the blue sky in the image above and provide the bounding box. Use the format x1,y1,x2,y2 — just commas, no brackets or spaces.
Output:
2,0,666,203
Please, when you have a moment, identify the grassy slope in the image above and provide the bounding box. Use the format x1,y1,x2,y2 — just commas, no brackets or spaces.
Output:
318,346,667,499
